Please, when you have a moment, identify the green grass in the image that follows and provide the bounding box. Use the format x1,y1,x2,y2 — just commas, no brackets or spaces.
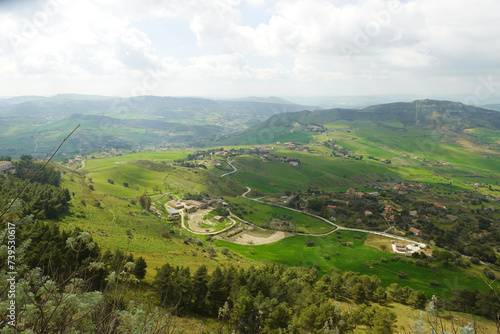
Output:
58,170,251,283
84,151,191,171
217,231,498,298
226,197,334,234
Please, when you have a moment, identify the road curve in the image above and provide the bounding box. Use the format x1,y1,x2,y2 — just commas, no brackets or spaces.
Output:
241,187,425,246
220,159,237,177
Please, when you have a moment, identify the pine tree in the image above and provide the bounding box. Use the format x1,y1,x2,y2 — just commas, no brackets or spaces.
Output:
192,265,209,313
206,266,229,316
133,257,147,280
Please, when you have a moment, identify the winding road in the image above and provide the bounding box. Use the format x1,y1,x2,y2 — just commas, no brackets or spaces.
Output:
241,186,425,246
220,159,237,177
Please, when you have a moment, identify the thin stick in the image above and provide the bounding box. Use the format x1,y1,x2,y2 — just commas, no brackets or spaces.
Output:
0,124,80,242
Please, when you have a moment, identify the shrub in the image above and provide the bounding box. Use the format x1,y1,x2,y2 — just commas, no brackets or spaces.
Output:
429,280,439,287
398,271,409,279
380,257,388,263
470,257,480,265
207,246,216,258
107,179,114,184
221,248,229,255
484,267,497,280
306,240,314,247
123,182,128,187
371,260,380,266
323,254,330,260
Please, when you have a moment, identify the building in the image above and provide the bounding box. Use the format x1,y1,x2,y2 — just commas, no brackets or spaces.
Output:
213,215,225,223
409,227,422,236
186,200,207,209
364,210,373,216
185,205,197,213
289,161,299,167
0,161,13,173
345,188,356,195
167,200,184,209
395,242,407,253
166,208,179,216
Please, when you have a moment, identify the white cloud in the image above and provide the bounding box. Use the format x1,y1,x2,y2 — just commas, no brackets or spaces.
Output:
0,0,499,97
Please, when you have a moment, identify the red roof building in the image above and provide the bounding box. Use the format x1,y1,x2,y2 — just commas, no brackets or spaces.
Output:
410,227,422,236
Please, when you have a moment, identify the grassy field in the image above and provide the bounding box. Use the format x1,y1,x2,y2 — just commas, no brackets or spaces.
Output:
84,151,192,171
226,197,335,234
228,153,401,194
216,231,498,298
85,159,245,199
58,168,253,283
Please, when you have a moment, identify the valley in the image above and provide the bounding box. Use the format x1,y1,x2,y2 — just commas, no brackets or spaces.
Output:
1,98,500,333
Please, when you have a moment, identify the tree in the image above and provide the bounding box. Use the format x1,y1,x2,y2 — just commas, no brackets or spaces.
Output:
192,265,209,314
230,287,259,333
264,302,292,332
372,307,397,334
138,193,151,209
205,267,229,316
374,286,387,305
407,290,427,310
133,257,147,280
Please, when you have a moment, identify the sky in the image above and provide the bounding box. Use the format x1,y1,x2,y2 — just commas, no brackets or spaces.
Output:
0,0,500,101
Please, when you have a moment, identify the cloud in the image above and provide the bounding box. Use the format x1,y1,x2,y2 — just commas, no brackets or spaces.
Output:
0,0,499,97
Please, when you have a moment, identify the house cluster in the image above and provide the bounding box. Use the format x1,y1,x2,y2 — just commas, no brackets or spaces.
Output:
363,182,426,193
0,161,13,174
345,188,366,197
165,198,228,219
392,240,426,255
67,155,84,166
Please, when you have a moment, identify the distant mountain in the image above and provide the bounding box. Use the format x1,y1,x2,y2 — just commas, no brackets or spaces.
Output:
0,94,316,158
0,94,316,126
256,99,500,132
230,96,298,105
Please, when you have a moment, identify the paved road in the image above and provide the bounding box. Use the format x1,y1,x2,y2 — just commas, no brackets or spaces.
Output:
220,159,237,177
241,186,425,246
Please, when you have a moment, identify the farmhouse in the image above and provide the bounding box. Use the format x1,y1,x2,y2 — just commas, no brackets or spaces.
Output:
185,205,197,213
0,161,13,173
345,188,356,195
167,200,184,209
186,200,207,209
409,227,422,236
166,208,179,216
364,210,373,216
213,215,224,223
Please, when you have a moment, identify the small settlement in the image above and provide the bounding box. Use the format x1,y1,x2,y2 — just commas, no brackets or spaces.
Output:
165,198,227,219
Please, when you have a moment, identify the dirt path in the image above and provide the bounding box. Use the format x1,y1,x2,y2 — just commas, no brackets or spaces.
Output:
231,230,290,245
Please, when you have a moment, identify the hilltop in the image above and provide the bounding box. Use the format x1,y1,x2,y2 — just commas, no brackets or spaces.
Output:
256,99,500,131
0,94,317,159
